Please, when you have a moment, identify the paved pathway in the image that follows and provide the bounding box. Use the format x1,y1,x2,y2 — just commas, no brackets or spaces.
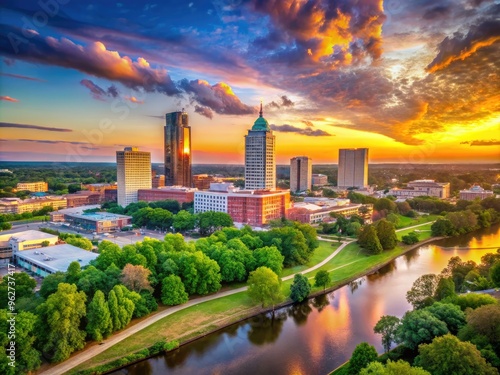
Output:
40,240,354,375
40,221,435,375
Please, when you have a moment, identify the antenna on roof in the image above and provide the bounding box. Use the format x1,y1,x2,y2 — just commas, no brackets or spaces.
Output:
259,101,263,118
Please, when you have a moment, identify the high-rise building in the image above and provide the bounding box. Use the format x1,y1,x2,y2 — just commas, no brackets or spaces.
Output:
116,147,151,207
337,148,369,189
244,104,275,190
164,111,192,187
290,156,312,192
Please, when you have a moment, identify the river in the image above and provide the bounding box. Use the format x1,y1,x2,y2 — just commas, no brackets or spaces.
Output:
112,225,500,375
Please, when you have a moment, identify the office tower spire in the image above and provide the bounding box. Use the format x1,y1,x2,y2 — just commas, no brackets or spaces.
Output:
244,103,276,190
164,111,192,187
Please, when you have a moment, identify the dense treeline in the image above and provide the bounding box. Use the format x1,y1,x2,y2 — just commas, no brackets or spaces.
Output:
0,221,318,374
339,250,500,375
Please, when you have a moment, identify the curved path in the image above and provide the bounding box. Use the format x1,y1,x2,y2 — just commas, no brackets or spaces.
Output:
40,221,434,375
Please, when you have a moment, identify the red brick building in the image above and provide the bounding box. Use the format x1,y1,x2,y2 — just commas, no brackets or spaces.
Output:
227,190,290,226
138,187,196,204
64,191,102,208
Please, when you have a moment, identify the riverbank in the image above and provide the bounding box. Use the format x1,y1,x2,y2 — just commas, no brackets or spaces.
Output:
63,233,441,374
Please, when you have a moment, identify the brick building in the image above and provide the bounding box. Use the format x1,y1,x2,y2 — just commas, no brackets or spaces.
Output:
138,187,196,204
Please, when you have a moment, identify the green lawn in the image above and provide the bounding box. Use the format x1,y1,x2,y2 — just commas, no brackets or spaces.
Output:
395,214,439,229
281,241,341,277
396,223,434,241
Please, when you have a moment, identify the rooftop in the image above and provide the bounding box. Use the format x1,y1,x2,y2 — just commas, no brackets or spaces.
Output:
9,230,58,243
15,244,98,273
251,102,270,131
54,205,101,215
67,211,132,222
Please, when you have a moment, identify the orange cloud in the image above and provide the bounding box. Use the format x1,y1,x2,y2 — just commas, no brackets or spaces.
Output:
124,96,144,104
0,96,18,102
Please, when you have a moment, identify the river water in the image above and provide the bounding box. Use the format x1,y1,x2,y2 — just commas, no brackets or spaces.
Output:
112,225,500,375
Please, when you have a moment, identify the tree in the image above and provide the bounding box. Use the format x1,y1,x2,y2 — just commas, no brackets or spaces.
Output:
121,264,153,292
443,293,497,311
397,309,448,349
36,283,87,362
406,274,440,309
65,261,81,285
434,277,456,301
314,270,331,292
108,285,135,332
415,334,498,375
173,209,196,232
253,246,284,276
197,211,233,236
424,302,465,334
490,260,500,287
94,241,124,270
374,198,397,213
41,240,50,247
247,267,284,313
346,221,362,236
0,273,36,309
64,235,93,250
358,225,383,254
402,231,419,245
464,304,500,346
39,272,66,299
77,266,108,298
374,315,400,353
348,342,378,375
360,360,430,375
68,183,82,193
175,251,222,295
86,290,112,341
0,310,41,374
375,219,397,250
161,275,188,306
431,218,454,236
290,274,311,303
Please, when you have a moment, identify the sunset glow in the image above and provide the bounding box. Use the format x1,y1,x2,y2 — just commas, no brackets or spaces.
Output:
0,1,498,163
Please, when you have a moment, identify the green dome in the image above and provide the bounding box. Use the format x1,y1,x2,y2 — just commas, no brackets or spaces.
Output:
251,102,271,131
252,116,270,131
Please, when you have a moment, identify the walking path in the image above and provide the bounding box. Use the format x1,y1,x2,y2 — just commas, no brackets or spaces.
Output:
40,221,434,375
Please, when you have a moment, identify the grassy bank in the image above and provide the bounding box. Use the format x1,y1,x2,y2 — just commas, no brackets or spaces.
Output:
70,236,437,374
396,223,434,241
395,214,438,229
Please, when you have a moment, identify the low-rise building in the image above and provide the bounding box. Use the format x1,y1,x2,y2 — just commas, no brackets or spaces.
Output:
193,174,222,190
152,174,166,188
287,202,373,224
8,230,59,252
16,181,48,192
312,174,328,186
138,186,197,204
52,206,131,233
0,198,23,213
64,191,102,207
104,189,117,203
15,244,98,277
389,179,450,199
459,185,494,201
194,183,290,226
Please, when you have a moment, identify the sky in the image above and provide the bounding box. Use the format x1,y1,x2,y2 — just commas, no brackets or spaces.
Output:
0,0,499,164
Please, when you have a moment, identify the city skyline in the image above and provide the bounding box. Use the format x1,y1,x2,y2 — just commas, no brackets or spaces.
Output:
1,1,499,164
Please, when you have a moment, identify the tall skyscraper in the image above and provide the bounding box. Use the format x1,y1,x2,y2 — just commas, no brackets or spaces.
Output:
337,148,369,189
164,111,192,187
290,156,312,192
244,104,276,190
116,147,152,207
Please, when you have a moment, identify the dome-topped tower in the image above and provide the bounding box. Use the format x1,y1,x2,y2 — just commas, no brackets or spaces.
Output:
244,102,276,190
252,102,270,131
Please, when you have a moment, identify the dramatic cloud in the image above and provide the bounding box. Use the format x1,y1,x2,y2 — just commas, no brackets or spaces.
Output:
80,79,119,100
1,25,180,95
124,96,144,104
302,120,314,127
179,79,255,115
460,139,500,146
427,18,500,73
266,95,295,110
0,73,45,81
0,122,73,132
6,139,89,145
249,0,386,64
194,105,214,119
270,124,332,137
0,96,18,102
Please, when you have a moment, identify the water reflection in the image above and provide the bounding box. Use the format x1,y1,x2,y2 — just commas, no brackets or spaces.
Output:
113,224,500,375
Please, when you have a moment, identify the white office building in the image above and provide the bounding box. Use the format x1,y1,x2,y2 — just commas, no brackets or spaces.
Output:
337,148,369,189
